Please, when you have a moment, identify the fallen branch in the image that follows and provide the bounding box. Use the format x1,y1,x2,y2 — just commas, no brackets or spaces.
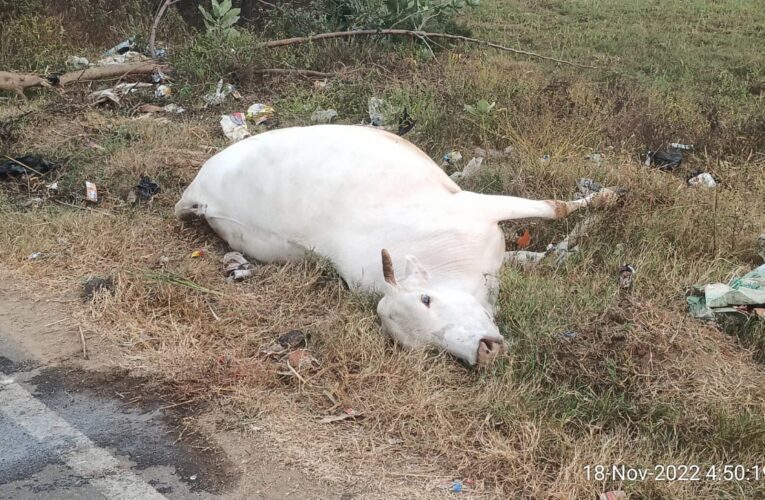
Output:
149,0,182,58
263,29,598,69
59,61,168,86
254,68,332,78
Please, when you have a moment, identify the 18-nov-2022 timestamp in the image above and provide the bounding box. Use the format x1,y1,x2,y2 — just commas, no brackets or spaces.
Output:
584,464,764,482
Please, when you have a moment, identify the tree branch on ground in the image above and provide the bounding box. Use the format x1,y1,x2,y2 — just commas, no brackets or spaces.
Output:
59,61,169,85
254,68,332,78
262,29,598,69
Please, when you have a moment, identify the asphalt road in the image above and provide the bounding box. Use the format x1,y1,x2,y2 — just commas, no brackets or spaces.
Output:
0,340,231,500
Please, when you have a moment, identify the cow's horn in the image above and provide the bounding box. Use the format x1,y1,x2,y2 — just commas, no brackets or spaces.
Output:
381,249,397,285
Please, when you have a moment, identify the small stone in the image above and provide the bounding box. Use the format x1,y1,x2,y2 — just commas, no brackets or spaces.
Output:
83,276,115,299
287,349,318,370
278,330,306,348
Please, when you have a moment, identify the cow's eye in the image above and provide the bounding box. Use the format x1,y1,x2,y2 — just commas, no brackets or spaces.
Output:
420,294,431,307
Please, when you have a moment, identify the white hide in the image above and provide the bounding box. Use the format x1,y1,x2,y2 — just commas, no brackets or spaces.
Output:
176,125,583,365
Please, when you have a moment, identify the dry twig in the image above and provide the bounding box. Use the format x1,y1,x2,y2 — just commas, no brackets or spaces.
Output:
263,29,598,69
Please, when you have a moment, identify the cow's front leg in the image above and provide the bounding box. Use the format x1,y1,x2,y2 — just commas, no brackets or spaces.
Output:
465,187,621,223
546,187,620,219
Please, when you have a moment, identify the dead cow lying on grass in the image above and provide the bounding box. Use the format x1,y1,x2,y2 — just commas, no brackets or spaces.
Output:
176,125,619,366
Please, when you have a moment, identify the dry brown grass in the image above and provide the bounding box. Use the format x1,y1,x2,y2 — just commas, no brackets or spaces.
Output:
1,99,764,498
1,1,765,496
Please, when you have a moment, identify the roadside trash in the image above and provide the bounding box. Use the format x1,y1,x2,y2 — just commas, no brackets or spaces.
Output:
575,178,604,199
83,276,115,300
397,107,416,136
85,139,105,151
115,82,154,94
512,228,532,249
191,248,207,258
586,152,604,164
442,151,463,166
560,331,578,340
540,154,550,163
287,349,319,371
0,155,56,178
89,89,120,106
67,56,90,69
46,182,58,191
163,104,185,114
135,175,160,201
599,491,626,500
311,107,338,124
687,263,765,321
103,37,136,56
220,113,250,142
154,84,171,99
368,97,385,127
618,264,636,289
90,83,154,105
688,172,717,188
505,212,605,268
246,103,275,125
97,51,148,66
259,342,286,359
222,251,254,282
23,197,44,208
203,79,241,107
27,252,44,261
451,480,463,493
670,142,694,150
645,149,682,171
450,157,484,181
464,157,484,176
85,181,98,203
151,68,169,84
189,475,197,481
319,408,362,424
475,147,512,161
137,103,185,114
278,330,306,349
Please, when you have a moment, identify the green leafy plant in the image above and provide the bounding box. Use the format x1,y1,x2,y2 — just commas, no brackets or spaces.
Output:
464,99,496,117
198,0,241,40
327,0,480,31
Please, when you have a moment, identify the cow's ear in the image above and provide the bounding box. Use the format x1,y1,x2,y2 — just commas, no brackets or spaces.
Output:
381,249,398,287
402,255,429,287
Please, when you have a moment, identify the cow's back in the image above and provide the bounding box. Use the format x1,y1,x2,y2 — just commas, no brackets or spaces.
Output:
176,125,465,267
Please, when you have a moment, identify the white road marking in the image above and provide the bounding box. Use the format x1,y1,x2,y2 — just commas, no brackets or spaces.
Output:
0,371,166,499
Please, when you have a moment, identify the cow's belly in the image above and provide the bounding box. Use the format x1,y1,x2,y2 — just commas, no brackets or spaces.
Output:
205,210,308,262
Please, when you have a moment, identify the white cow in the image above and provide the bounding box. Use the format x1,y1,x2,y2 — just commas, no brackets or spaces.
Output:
176,125,617,366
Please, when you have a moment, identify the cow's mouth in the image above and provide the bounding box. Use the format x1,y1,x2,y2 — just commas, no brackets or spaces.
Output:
476,337,506,367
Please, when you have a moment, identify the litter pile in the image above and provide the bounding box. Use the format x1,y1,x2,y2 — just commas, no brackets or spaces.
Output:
222,251,255,283
220,102,276,142
0,156,56,178
444,146,513,181
645,143,718,189
503,179,623,267
688,263,765,321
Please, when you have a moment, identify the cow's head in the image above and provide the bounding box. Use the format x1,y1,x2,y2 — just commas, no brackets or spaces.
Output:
376,249,506,367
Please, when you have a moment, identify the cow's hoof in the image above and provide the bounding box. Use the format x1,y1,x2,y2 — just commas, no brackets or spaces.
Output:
591,187,623,209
